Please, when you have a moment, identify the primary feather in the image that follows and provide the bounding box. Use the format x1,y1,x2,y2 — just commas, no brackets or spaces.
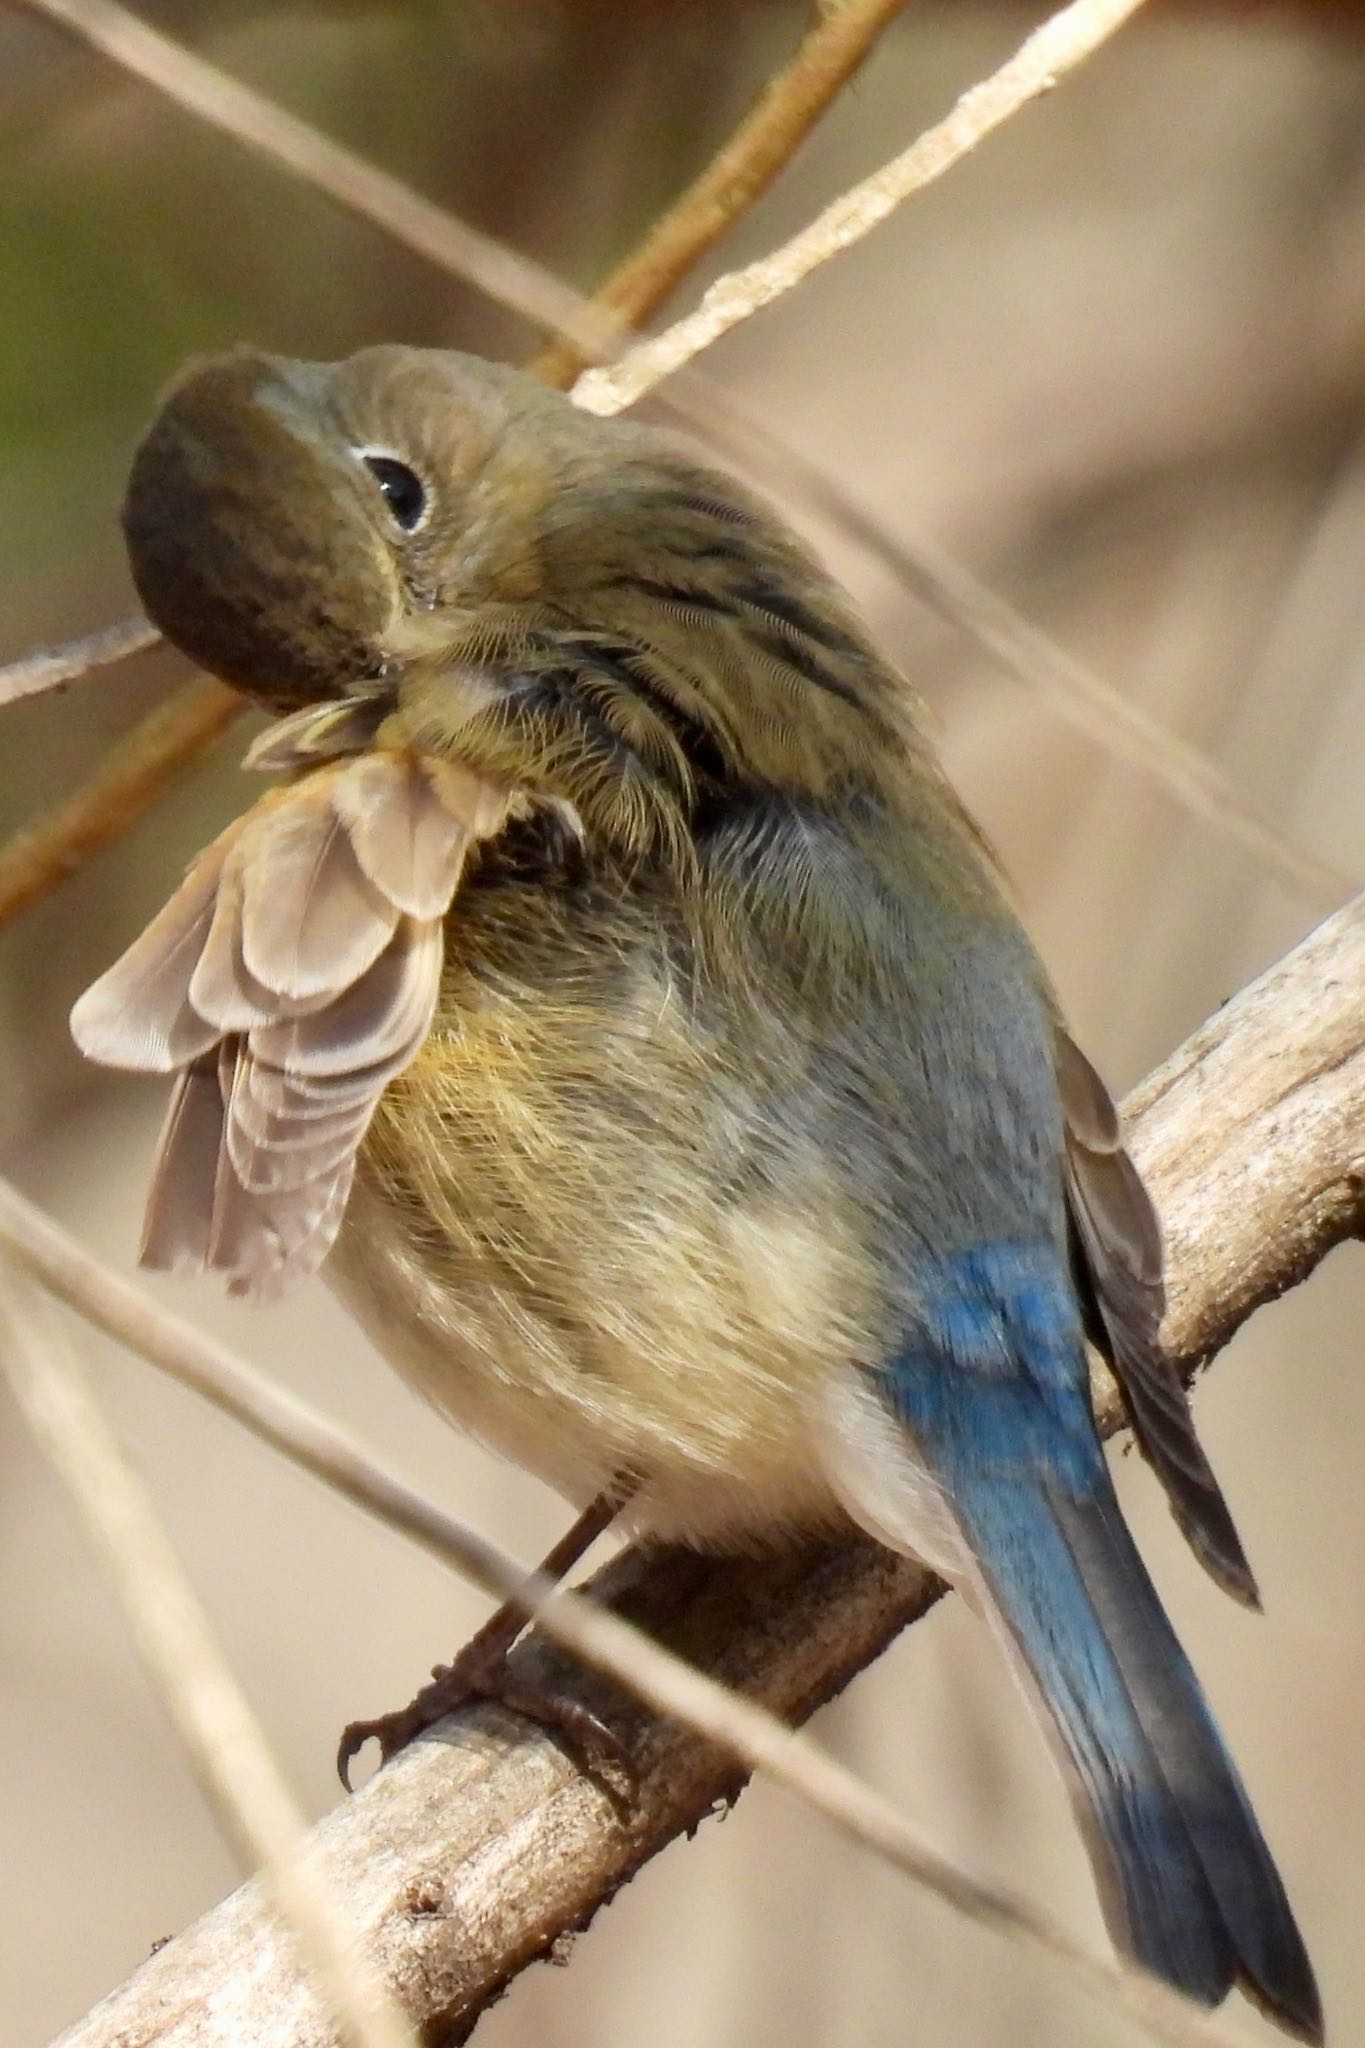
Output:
1057,1027,1259,1606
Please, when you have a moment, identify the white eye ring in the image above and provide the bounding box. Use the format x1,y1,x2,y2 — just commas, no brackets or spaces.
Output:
353,446,430,534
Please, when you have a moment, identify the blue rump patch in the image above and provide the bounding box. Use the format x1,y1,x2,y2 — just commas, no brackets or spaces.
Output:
878,1242,1095,1488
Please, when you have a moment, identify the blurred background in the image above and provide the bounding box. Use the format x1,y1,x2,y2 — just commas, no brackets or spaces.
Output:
2,2,1363,2044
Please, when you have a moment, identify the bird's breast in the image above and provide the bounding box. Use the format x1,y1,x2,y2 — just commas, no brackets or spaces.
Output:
328,859,886,1544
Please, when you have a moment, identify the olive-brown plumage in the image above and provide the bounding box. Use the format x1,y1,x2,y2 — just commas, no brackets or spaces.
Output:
78,345,1321,2039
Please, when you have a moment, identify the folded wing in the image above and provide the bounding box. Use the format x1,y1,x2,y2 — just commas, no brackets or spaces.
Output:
1056,1026,1258,1605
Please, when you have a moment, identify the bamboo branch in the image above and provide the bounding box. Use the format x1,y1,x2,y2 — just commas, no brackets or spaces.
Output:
528,0,913,389
0,676,239,928
37,892,1365,2048
0,1267,420,2048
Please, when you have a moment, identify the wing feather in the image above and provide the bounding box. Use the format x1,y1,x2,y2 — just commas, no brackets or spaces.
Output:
241,694,386,772
330,751,492,918
188,856,328,1032
238,790,398,1002
69,841,230,1071
139,1055,229,1270
251,916,442,1078
1056,1027,1258,1605
72,712,514,1299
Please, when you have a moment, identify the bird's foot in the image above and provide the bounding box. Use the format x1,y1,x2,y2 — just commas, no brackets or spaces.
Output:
338,1484,636,1796
337,1636,638,1805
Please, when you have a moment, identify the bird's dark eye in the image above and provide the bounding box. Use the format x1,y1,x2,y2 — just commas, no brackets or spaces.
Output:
361,454,428,532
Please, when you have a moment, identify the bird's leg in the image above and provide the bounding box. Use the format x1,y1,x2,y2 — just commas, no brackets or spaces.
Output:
338,1482,633,1790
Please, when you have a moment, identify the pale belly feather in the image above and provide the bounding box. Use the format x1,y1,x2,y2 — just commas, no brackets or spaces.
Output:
331,1151,877,1548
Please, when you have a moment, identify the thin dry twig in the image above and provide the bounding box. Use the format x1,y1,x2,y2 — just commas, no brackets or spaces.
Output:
574,0,1154,414
0,1263,420,2048
528,0,913,388
0,676,239,928
36,887,1365,2048
0,1180,1237,2048
0,615,159,706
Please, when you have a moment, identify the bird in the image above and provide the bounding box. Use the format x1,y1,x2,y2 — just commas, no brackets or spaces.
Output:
72,342,1321,2040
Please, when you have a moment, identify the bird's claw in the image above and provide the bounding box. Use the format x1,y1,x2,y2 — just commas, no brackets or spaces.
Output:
337,1706,429,1788
337,1654,640,1808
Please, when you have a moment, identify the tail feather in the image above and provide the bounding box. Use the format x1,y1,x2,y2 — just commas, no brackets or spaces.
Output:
957,1467,1322,2041
857,1245,1321,2037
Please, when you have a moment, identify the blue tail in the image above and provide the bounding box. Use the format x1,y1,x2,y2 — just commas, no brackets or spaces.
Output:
874,1247,1321,2040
